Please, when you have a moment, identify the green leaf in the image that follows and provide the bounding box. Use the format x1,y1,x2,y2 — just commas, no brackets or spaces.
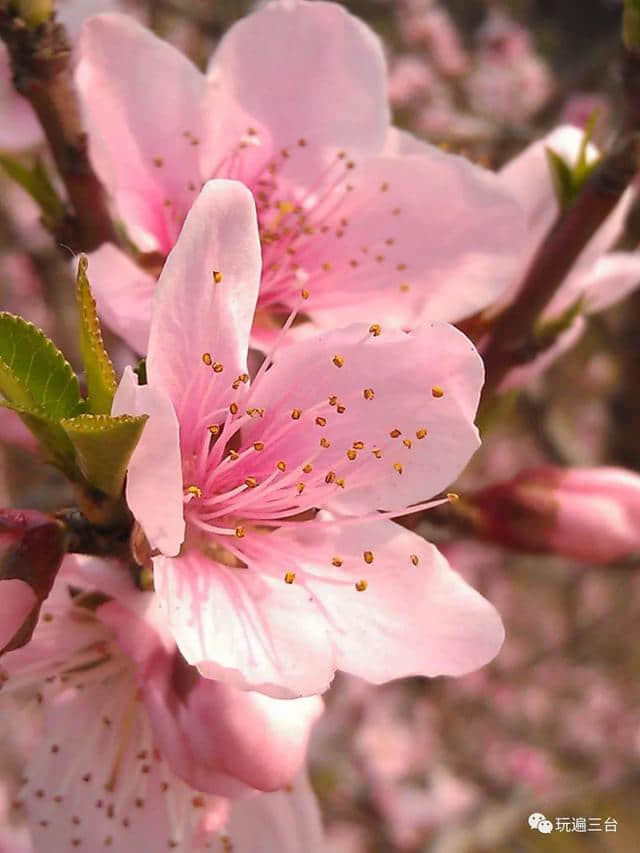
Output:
76,256,117,414
545,148,574,210
60,413,148,497
0,156,66,225
0,313,83,420
545,120,602,212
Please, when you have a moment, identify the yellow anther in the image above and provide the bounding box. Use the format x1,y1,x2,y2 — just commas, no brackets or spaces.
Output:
277,461,287,472
432,386,444,398
403,439,412,448
447,492,460,503
296,482,305,494
153,156,164,167
336,404,346,414
208,424,220,436
229,402,239,415
228,449,240,461
399,282,410,292
397,263,407,271
346,449,357,461
291,408,302,420
332,556,343,567
352,441,365,450
372,447,382,459
245,477,258,488
284,571,296,584
301,288,310,300
246,407,264,418
298,138,307,147
320,437,331,448
302,463,313,474
363,551,374,564
335,478,345,488
363,388,375,400
416,428,428,439
380,182,389,192
369,324,382,336
212,362,224,373
325,471,336,484
315,416,327,427
235,526,245,539
253,441,265,452
239,373,249,383
322,262,332,271
332,355,345,368
202,352,212,365
185,485,202,497
410,554,419,566
212,270,223,284
393,462,404,474
278,201,294,214
390,429,401,438
355,579,368,592
328,395,338,406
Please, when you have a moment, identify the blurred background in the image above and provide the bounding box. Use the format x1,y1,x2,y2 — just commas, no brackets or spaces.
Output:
1,1,639,851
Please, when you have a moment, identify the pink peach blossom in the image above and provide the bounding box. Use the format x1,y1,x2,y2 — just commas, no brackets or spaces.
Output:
113,178,504,699
468,466,640,563
0,556,324,851
77,1,524,352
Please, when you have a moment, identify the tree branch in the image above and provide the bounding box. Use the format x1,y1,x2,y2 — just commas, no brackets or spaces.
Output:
0,5,118,252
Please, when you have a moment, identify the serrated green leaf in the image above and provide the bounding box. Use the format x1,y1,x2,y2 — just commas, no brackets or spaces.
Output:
60,413,148,497
0,313,83,420
0,156,65,225
0,401,79,479
76,256,117,414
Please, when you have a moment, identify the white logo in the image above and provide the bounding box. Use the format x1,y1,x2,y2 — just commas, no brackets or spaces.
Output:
529,813,553,833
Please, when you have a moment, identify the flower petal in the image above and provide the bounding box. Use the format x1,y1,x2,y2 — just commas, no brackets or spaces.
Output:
225,772,324,853
0,579,37,652
248,517,505,682
303,133,525,326
567,251,640,315
152,548,335,698
237,322,483,515
83,245,155,354
209,0,388,176
112,366,184,555
76,13,205,251
146,180,261,431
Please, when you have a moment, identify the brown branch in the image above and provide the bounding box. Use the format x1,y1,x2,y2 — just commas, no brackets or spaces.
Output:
0,6,118,252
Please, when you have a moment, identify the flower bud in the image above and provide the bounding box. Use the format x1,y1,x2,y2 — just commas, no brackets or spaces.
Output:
469,467,640,563
0,508,66,654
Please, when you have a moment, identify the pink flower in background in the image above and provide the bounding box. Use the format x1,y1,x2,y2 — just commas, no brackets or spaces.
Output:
114,178,504,699
77,0,524,354
467,466,640,563
0,555,324,850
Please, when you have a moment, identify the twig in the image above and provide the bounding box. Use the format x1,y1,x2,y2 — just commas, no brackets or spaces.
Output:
0,5,118,252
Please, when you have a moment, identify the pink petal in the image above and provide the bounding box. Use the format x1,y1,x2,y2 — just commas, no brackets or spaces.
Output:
563,251,640,315
226,772,324,853
0,46,41,150
250,517,505,682
209,0,388,177
153,549,335,698
240,322,483,514
112,366,184,555
76,13,205,251
146,179,261,430
302,136,525,326
83,245,155,354
0,579,37,651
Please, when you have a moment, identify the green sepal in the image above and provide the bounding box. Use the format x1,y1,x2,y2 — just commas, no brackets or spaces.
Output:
545,116,602,211
60,413,148,498
76,256,117,414
0,313,83,420
0,156,65,228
